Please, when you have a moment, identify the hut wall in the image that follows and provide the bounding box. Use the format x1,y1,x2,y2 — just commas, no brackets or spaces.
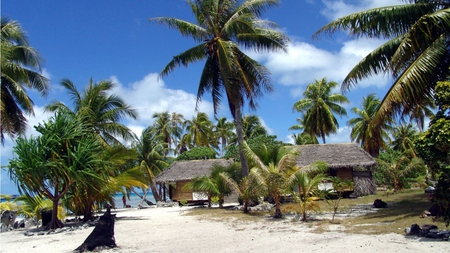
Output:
171,181,193,201
336,169,353,181
352,171,376,197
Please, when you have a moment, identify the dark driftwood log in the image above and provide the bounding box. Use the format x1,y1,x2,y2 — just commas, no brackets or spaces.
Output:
74,206,116,252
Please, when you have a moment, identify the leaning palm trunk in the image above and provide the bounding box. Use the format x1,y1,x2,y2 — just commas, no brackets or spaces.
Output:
132,188,155,205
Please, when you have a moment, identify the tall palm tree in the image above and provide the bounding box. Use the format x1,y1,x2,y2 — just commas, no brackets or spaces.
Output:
347,93,391,157
1,18,49,144
151,0,289,176
313,0,450,131
214,117,235,157
45,79,138,146
134,126,169,202
289,117,319,145
229,114,268,146
185,112,215,148
390,123,419,155
293,77,349,143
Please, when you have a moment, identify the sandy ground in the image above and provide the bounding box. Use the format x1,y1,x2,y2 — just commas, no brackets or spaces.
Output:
1,206,448,253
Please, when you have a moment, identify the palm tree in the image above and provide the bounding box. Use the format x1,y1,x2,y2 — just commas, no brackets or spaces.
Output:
390,123,419,155
293,77,349,144
229,114,268,146
45,79,138,146
220,168,266,214
244,143,300,218
313,1,450,132
185,112,215,148
134,126,169,202
347,94,391,157
151,0,289,176
1,18,49,144
376,151,425,192
288,171,327,222
152,111,185,155
289,117,319,145
214,117,235,157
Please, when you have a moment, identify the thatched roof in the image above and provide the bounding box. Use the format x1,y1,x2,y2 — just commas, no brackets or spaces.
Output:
155,159,234,183
295,143,376,171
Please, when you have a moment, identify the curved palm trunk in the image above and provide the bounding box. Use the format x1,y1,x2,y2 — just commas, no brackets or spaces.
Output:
132,188,155,205
234,107,249,177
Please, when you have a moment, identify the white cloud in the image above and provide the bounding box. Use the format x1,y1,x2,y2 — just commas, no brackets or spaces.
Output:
110,73,214,132
251,38,389,98
327,126,353,143
321,0,404,21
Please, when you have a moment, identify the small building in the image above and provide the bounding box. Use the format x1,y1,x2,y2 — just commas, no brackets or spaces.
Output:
295,143,377,197
155,159,234,202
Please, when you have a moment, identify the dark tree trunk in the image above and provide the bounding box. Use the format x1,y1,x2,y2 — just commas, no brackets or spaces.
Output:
45,199,64,230
273,195,282,218
234,107,249,177
82,198,95,222
75,206,116,252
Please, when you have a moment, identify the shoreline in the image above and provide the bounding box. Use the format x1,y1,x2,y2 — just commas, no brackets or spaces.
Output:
1,206,449,253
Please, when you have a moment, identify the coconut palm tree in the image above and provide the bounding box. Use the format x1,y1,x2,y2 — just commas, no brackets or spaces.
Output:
347,94,391,157
229,114,268,146
152,111,185,155
151,0,289,176
220,168,266,214
376,151,425,192
390,123,419,156
288,171,327,222
1,18,49,144
293,77,349,144
314,0,450,132
185,112,216,148
289,117,319,145
214,117,235,157
244,143,300,218
45,78,138,146
134,126,169,202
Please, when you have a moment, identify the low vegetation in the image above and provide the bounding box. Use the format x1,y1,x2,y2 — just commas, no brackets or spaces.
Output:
184,189,446,235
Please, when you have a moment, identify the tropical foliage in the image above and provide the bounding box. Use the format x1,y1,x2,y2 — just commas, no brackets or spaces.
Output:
416,81,450,225
314,0,450,135
347,93,391,157
292,77,349,143
151,0,289,176
8,110,105,229
1,18,49,144
45,78,138,146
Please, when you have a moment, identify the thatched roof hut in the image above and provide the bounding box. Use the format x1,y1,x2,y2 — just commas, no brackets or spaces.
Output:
295,143,377,197
156,159,233,183
155,159,234,202
295,143,377,171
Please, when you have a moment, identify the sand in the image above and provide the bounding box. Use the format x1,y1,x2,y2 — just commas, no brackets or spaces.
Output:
1,206,448,253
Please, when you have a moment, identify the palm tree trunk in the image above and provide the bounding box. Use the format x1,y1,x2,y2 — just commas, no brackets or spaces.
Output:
274,194,282,218
47,198,64,230
234,106,249,176
131,188,155,205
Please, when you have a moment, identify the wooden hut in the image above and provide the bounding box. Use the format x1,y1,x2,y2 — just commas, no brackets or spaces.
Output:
155,159,234,203
295,143,377,196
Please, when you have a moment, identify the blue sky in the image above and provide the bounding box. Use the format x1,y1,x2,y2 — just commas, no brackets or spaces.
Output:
1,0,401,195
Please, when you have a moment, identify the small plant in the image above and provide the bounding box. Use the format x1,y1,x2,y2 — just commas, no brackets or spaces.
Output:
179,200,188,206
326,177,354,223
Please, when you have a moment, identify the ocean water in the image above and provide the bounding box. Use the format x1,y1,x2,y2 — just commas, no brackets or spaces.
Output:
113,192,156,209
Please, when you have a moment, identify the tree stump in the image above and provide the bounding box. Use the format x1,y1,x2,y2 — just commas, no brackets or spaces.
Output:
74,206,116,252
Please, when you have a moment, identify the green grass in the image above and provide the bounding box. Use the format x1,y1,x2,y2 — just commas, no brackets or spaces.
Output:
184,189,447,235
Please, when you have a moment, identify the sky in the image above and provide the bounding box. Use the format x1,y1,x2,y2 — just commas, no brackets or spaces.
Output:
1,0,402,195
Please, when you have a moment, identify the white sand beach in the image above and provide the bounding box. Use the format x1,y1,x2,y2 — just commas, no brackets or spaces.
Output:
1,206,448,253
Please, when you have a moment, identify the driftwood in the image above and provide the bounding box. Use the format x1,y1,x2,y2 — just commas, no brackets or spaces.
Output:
74,206,116,252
